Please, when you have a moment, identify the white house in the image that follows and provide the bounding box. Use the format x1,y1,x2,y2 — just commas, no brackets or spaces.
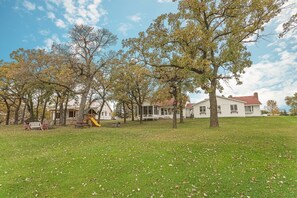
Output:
49,100,113,124
231,92,262,117
193,92,262,118
136,99,178,120
135,99,195,120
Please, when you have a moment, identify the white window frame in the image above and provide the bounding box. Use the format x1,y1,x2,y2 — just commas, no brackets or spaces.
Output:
245,106,254,113
200,106,206,114
230,104,238,113
68,110,76,118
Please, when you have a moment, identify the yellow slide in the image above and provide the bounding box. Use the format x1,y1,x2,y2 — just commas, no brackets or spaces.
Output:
89,116,101,127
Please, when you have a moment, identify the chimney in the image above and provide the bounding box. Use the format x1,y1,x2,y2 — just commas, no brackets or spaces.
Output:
254,92,258,99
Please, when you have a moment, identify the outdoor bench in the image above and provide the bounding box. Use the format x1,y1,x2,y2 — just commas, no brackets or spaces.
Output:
29,122,43,130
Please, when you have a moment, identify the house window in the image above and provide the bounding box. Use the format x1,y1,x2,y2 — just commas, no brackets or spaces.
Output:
161,108,164,115
102,112,104,116
154,106,158,115
143,106,148,115
217,105,221,113
200,106,206,114
55,112,60,119
230,104,238,113
245,106,253,113
105,112,107,116
148,106,153,115
69,110,76,118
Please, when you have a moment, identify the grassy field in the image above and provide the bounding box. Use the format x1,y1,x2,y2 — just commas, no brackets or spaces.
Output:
0,117,296,197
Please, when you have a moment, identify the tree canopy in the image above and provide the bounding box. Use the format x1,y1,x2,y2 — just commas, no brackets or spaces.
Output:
124,0,285,127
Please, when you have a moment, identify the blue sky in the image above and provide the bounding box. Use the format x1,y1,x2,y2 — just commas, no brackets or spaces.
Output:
0,0,297,110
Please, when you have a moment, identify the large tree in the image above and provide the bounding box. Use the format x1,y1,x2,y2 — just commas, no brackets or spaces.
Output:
285,93,297,115
111,57,153,124
124,0,284,128
11,48,56,122
91,67,113,123
152,67,192,128
54,24,117,123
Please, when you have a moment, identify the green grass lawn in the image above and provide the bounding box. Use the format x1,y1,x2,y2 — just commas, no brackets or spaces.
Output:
0,117,296,197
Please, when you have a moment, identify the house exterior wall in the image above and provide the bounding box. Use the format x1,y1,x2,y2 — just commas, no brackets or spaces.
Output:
245,105,261,117
183,108,193,118
50,109,78,125
96,104,112,120
136,102,181,120
193,97,246,118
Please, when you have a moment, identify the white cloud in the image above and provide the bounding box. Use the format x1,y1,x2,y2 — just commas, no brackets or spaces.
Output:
63,0,75,15
39,29,50,36
47,12,56,20
37,6,44,11
55,19,67,28
43,34,61,51
128,14,142,22
157,0,172,3
118,23,132,36
19,0,107,31
221,45,297,109
23,0,36,11
47,0,61,6
44,0,106,28
78,0,86,5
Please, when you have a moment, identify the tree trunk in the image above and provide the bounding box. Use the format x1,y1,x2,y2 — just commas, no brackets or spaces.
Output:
21,103,26,123
41,99,48,123
123,102,127,124
5,107,10,125
209,80,219,128
172,90,177,129
27,95,35,121
173,102,177,129
179,104,184,123
63,94,69,125
77,86,90,123
131,101,134,121
97,100,106,124
14,98,22,125
36,97,40,120
54,96,59,125
4,99,11,125
178,85,184,123
139,104,143,124
58,98,64,125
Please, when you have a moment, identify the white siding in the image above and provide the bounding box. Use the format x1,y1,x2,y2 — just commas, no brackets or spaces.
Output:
95,104,112,120
245,105,261,117
183,108,193,118
193,97,246,118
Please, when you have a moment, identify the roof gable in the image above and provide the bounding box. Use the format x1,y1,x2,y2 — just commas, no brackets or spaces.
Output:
193,96,246,106
156,98,176,107
231,96,262,105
